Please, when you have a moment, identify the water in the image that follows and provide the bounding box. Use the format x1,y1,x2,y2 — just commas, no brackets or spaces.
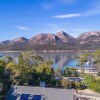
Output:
0,51,92,69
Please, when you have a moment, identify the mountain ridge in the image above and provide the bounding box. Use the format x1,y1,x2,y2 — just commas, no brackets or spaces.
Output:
0,31,100,50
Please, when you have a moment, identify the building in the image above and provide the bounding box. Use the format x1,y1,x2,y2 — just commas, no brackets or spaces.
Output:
84,68,100,75
63,77,83,82
6,85,74,100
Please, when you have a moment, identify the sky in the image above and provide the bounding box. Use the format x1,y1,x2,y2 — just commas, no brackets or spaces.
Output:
0,0,100,41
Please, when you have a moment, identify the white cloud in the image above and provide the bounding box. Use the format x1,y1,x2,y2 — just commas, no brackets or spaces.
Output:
16,26,31,31
53,14,82,18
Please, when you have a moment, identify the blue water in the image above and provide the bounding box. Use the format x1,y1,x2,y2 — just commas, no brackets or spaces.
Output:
0,51,92,69
52,60,78,70
66,60,78,68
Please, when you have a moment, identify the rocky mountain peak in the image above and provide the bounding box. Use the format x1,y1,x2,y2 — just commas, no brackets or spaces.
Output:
56,31,77,44
0,40,10,45
9,37,28,45
13,37,28,41
29,33,60,44
56,31,67,35
77,31,100,44
78,31,100,40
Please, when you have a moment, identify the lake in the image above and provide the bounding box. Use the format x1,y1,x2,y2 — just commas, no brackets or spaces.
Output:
0,51,92,70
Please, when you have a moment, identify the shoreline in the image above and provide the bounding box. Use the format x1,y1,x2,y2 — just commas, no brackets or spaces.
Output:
0,50,96,53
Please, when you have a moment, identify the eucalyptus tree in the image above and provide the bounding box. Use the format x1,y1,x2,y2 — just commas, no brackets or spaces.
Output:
36,60,54,85
5,51,54,85
3,56,13,64
92,49,100,67
54,67,62,78
5,52,39,85
77,53,89,67
64,67,71,77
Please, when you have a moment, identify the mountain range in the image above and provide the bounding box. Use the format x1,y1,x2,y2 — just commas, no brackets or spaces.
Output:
0,31,100,50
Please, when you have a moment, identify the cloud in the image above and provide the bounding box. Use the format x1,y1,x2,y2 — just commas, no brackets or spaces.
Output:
16,26,31,31
53,14,82,18
53,1,100,18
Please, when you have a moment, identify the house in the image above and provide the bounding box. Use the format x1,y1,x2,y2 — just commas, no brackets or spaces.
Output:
63,77,83,82
6,85,74,100
84,68,100,75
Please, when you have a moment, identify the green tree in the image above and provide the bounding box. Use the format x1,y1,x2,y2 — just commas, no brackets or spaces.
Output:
61,79,71,89
84,74,96,85
36,61,54,86
3,56,13,64
74,82,81,89
64,67,71,77
77,53,89,67
54,67,62,77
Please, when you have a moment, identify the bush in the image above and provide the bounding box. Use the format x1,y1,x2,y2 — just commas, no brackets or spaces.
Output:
61,79,71,88
84,75,100,93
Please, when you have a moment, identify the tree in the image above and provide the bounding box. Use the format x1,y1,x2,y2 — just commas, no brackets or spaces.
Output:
61,79,71,89
54,67,62,78
84,74,96,85
6,62,20,84
74,82,81,89
76,53,89,67
3,56,13,64
0,59,10,100
36,61,54,86
70,68,79,77
5,52,55,86
64,67,71,77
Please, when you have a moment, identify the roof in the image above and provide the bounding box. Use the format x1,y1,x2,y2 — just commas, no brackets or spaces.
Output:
84,68,100,70
6,85,74,100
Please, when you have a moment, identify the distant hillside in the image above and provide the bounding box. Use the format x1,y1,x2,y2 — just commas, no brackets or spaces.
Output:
77,31,100,44
0,31,100,51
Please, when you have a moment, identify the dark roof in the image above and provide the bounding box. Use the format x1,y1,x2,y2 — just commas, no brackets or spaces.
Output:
6,85,74,100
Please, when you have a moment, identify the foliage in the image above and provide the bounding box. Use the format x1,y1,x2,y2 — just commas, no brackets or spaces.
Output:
64,67,71,77
54,67,62,77
76,49,100,68
84,74,96,84
4,52,55,86
76,53,89,67
63,67,79,77
61,79,71,89
84,74,100,93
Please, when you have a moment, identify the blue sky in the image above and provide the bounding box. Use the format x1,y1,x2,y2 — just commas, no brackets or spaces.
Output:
0,0,100,41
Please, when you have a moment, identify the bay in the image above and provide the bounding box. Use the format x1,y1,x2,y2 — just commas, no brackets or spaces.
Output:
0,51,92,70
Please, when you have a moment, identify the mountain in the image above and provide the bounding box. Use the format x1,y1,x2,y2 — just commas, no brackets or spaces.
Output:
9,37,28,45
29,33,60,44
0,31,77,46
0,37,28,46
29,31,77,45
0,40,10,45
77,31,100,44
56,31,77,44
1,31,100,50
